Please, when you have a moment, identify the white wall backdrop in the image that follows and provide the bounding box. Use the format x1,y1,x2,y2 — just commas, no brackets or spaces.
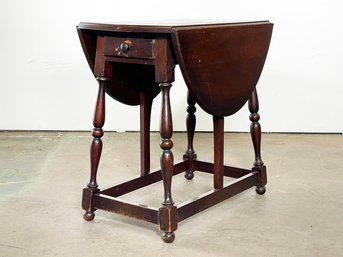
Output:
0,0,342,132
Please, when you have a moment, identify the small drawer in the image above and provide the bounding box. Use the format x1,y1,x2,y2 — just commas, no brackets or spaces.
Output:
103,37,154,59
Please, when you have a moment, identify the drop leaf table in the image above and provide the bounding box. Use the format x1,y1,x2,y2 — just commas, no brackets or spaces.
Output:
77,20,273,243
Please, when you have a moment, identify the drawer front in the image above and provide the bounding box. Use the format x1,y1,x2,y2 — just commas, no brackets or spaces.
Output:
104,37,154,59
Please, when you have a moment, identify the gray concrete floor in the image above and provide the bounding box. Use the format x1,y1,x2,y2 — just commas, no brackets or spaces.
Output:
0,131,342,257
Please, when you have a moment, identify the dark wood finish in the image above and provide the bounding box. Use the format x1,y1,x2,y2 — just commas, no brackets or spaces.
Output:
94,37,112,77
213,116,224,189
159,82,174,206
158,82,177,242
83,76,108,221
249,88,264,167
83,159,259,225
154,36,175,83
177,172,259,222
172,22,273,117
105,63,160,106
153,35,178,242
104,36,154,59
77,20,273,243
104,56,155,65
77,20,270,34
94,194,158,224
193,160,252,178
101,161,188,197
253,165,267,195
140,91,153,176
249,88,267,194
183,91,197,180
183,91,197,159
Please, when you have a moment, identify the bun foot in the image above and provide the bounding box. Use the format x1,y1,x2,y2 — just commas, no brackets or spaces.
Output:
184,171,194,180
83,211,95,221
256,186,266,195
162,232,175,243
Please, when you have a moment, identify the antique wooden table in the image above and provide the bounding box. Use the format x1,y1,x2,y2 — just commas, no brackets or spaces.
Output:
77,20,273,243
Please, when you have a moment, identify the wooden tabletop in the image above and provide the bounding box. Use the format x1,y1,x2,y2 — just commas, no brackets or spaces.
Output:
77,20,270,33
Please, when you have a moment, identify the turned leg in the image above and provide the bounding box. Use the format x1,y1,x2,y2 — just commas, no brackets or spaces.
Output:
140,91,153,177
158,82,177,243
83,76,108,221
213,116,224,190
248,88,267,195
183,91,197,180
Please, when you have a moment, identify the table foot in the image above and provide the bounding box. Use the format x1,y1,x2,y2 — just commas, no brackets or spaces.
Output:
83,211,95,221
162,232,175,243
256,186,266,195
184,170,194,180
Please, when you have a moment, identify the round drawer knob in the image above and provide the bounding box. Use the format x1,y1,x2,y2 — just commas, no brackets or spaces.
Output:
119,40,132,52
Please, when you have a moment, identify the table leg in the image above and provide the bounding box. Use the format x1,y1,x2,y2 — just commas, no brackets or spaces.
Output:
140,91,153,177
248,88,267,195
158,82,177,243
183,91,197,180
83,76,108,221
213,116,224,190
